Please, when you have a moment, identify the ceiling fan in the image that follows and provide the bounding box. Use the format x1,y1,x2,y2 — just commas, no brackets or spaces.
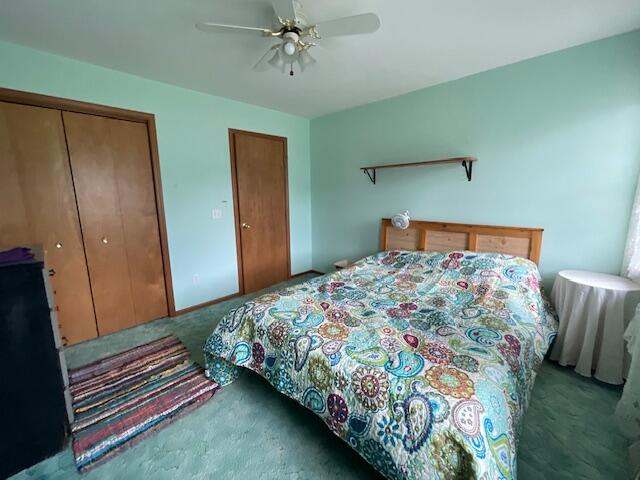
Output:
196,0,381,76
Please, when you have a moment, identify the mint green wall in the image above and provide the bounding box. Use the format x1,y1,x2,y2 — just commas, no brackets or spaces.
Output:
310,30,640,286
2,30,639,307
0,41,311,311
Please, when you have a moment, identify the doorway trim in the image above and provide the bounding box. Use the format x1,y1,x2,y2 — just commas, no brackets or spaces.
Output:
0,87,176,316
228,128,291,295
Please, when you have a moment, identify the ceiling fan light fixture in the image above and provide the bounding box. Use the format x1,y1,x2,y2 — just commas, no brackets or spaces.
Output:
298,49,316,71
268,49,285,72
283,41,297,56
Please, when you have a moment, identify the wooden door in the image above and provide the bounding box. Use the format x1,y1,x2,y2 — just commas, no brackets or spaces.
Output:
63,112,168,335
230,130,290,293
0,101,98,344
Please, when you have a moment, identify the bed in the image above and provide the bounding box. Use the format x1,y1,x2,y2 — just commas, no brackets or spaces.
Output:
204,219,557,479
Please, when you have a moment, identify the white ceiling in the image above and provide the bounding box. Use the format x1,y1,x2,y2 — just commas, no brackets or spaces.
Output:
0,0,639,118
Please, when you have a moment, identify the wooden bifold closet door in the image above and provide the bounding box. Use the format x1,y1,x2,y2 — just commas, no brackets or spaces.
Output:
0,96,169,344
0,102,98,344
63,112,168,336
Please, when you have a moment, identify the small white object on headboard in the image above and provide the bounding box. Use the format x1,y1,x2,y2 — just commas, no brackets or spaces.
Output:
391,211,410,230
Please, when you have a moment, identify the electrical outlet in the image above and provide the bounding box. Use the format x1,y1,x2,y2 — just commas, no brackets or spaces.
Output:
192,274,200,286
212,208,222,220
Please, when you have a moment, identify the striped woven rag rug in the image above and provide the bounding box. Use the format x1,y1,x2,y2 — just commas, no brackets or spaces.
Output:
68,334,219,472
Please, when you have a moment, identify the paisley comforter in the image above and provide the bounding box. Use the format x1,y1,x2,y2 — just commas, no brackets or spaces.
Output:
204,250,558,479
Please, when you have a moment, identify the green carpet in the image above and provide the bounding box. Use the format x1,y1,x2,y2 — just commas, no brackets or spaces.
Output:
12,274,627,479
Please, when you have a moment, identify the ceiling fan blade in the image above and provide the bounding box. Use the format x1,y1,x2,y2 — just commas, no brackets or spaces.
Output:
196,22,273,35
271,0,297,22
314,13,380,38
253,45,279,72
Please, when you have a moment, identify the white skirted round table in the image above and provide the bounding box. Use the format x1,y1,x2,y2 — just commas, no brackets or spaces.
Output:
549,270,640,385
615,306,640,478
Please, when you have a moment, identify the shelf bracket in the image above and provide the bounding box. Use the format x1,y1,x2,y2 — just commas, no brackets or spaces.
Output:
462,160,473,181
363,167,376,184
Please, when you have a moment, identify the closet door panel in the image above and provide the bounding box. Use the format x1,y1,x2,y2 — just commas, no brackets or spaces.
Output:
0,107,29,244
62,112,167,334
62,112,136,334
0,102,98,344
109,120,168,322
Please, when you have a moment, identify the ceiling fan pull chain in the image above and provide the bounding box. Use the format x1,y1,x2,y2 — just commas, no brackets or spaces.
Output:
290,64,294,76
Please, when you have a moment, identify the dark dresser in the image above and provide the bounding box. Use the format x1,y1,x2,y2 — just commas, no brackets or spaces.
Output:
0,247,72,478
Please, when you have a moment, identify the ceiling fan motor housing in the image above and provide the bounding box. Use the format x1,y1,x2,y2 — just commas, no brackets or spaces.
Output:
282,31,299,47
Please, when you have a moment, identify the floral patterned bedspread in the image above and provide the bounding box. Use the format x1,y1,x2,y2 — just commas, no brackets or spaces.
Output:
204,250,558,479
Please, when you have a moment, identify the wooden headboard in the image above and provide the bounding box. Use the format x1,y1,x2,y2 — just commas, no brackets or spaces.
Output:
380,219,544,264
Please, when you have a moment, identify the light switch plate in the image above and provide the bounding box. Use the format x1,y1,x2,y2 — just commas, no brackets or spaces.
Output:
212,208,222,219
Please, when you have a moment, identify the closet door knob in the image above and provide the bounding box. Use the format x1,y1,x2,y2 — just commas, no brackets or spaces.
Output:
55,242,63,249
241,223,251,229
101,237,109,244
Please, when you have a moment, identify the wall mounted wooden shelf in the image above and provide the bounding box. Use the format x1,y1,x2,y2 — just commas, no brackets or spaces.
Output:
360,156,477,184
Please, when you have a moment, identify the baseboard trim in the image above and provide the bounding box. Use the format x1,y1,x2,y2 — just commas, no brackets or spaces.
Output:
290,269,324,278
173,292,240,316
